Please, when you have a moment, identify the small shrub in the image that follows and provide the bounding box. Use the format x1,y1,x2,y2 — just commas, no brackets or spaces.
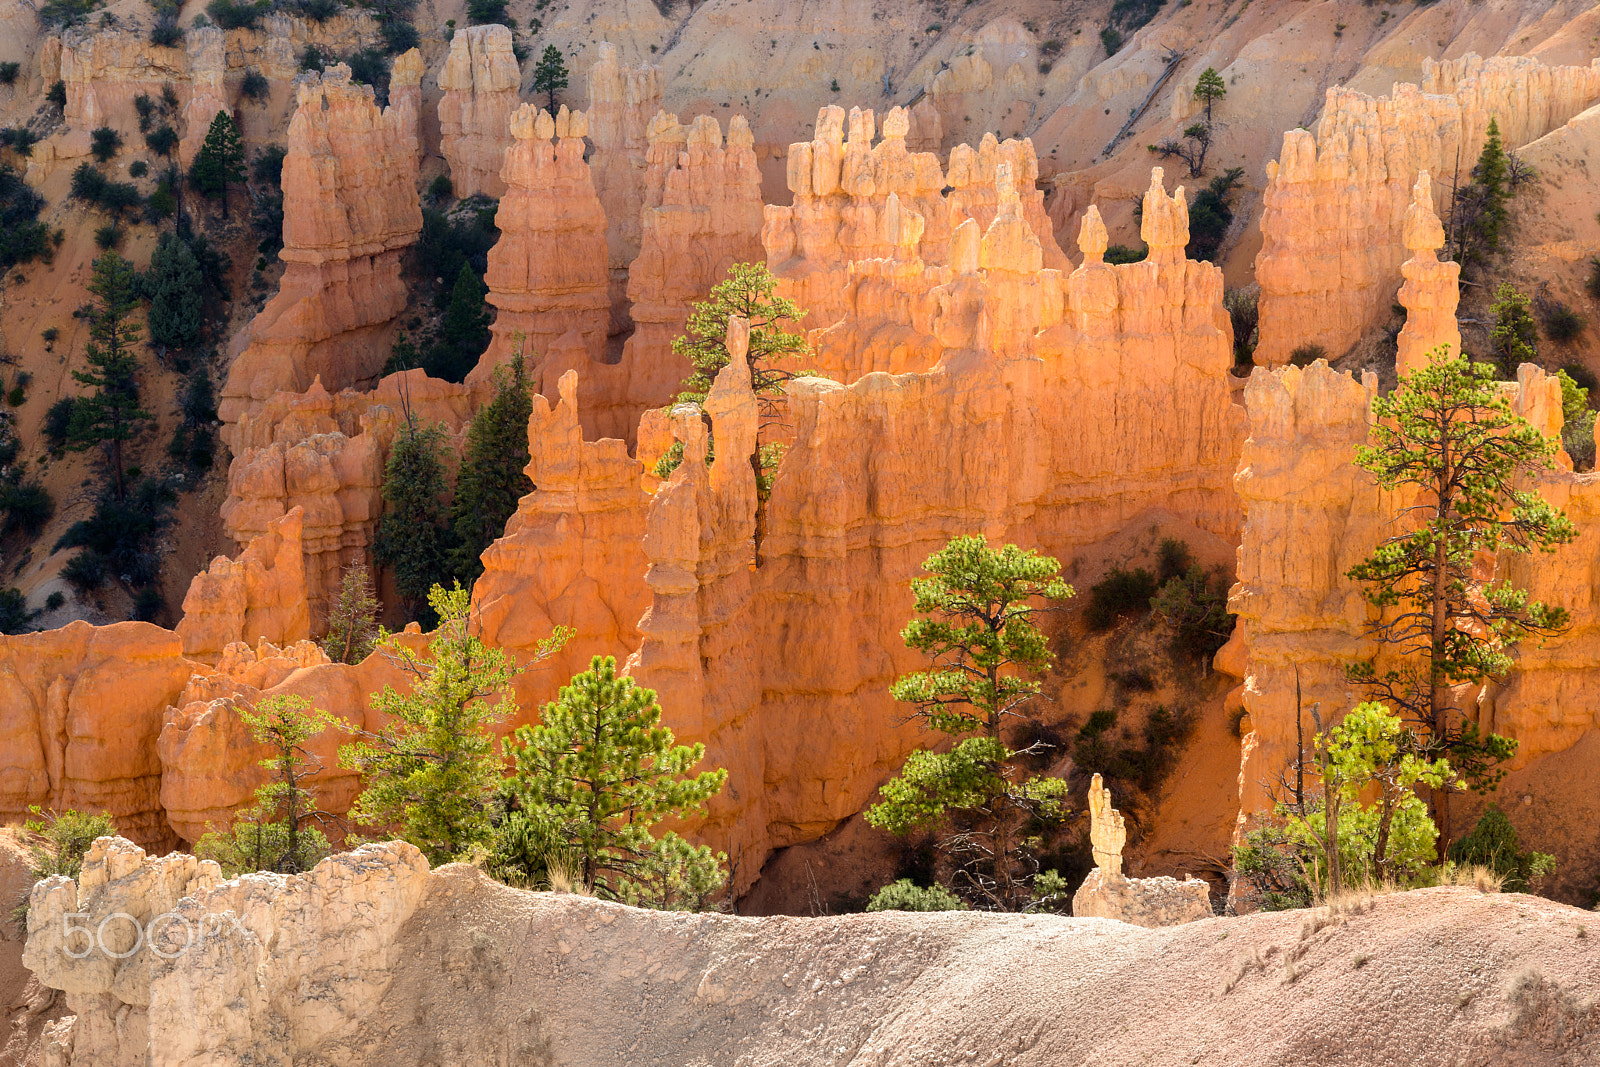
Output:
0,126,38,157
1084,566,1158,631
60,552,106,592
41,327,59,344
427,174,454,202
144,124,178,158
1542,302,1586,344
1587,257,1600,302
46,81,66,108
1289,342,1328,367
381,18,420,53
133,587,164,622
43,397,76,448
465,0,507,22
1448,806,1556,893
206,0,271,30
865,879,968,912
5,384,23,406
298,0,340,22
128,160,148,178
149,12,183,45
45,591,65,611
1100,26,1123,55
0,62,19,85
830,78,840,92
1,479,53,535
241,69,270,103
252,144,287,187
1152,563,1235,664
93,223,123,250
301,45,326,74
1104,244,1147,265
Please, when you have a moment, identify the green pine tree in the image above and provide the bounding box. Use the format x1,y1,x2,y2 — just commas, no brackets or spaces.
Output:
449,346,533,586
1449,117,1513,266
427,263,491,383
531,45,569,116
373,415,453,624
1347,345,1577,829
188,109,246,216
196,695,345,875
321,562,380,664
503,655,728,908
1192,66,1226,124
1488,282,1538,376
865,536,1075,911
144,230,204,350
341,583,570,866
67,251,152,500
667,261,807,561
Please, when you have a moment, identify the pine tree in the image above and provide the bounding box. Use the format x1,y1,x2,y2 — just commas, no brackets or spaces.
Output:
1488,282,1538,376
531,45,568,116
427,263,491,383
449,347,533,586
1469,117,1510,253
503,655,728,907
865,536,1075,911
373,415,453,624
321,562,380,664
188,110,246,216
667,262,807,562
1192,66,1226,124
341,583,570,866
67,252,151,500
196,695,344,874
1347,345,1577,830
144,230,204,350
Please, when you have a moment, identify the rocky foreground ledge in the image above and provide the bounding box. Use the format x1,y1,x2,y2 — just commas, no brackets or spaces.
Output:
20,838,1600,1066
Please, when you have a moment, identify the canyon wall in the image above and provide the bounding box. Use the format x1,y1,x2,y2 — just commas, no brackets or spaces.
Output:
586,39,664,319
1254,54,1600,367
437,24,520,200
219,64,422,439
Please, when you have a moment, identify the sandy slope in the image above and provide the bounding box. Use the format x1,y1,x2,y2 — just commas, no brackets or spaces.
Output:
322,864,1600,1066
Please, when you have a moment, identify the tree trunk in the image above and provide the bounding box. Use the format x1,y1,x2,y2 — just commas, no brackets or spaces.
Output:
750,446,765,566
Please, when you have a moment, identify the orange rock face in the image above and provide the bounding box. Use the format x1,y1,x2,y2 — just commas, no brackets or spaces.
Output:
437,25,521,199
601,112,766,442
474,104,611,385
219,65,422,435
176,508,312,662
1394,171,1460,379
586,41,665,287
177,27,227,166
1255,54,1600,366
1226,360,1599,842
0,622,194,848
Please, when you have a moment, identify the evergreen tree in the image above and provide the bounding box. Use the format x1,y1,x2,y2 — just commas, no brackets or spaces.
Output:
189,110,246,216
502,655,728,908
426,263,491,382
1488,282,1538,376
531,45,569,116
1448,117,1513,266
865,536,1075,911
321,562,380,664
1192,66,1226,124
143,230,204,350
341,583,569,866
372,415,453,624
195,695,344,874
1347,345,1577,829
449,347,533,585
667,262,807,561
67,252,151,500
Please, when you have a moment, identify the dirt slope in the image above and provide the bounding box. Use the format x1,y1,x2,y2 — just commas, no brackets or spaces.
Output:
333,865,1600,1067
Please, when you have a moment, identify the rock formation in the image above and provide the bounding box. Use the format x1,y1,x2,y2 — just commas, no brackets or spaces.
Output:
219,65,422,438
436,24,521,198
177,27,226,166
175,507,312,662
1255,54,1600,366
23,838,429,1067
471,369,651,716
586,40,665,309
1072,774,1213,926
1394,171,1461,378
222,373,475,628
473,104,611,385
388,47,424,166
0,623,194,848
608,111,765,440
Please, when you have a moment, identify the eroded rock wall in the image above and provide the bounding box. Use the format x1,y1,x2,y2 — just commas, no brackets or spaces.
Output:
1255,54,1600,366
437,24,520,199
219,64,421,438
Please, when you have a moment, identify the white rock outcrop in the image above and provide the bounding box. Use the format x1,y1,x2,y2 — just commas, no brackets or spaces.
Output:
1071,774,1212,927
23,837,430,1067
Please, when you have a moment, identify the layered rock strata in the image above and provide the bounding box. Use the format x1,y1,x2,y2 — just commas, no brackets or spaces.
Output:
586,41,665,302
219,65,422,438
437,24,520,198
175,507,311,662
1255,54,1600,366
1394,171,1461,378
472,104,611,385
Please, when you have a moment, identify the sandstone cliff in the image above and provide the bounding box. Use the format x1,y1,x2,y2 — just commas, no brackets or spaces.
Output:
219,64,422,440
437,24,520,199
1254,54,1600,366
